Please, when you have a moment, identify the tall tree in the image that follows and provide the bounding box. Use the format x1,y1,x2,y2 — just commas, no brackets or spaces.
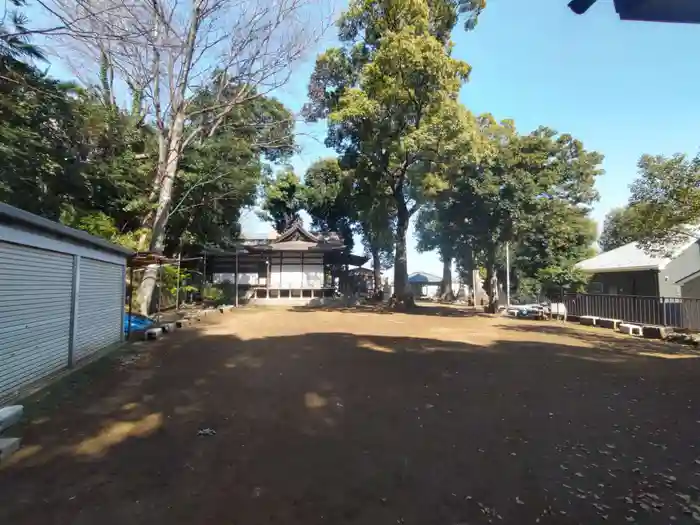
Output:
626,152,700,254
306,0,477,306
415,198,459,299
450,116,603,311
43,0,328,310
356,188,395,291
303,158,356,250
598,206,644,252
260,168,306,233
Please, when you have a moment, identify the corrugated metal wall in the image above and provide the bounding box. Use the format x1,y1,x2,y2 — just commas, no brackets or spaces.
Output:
74,258,124,362
0,242,73,400
0,238,126,402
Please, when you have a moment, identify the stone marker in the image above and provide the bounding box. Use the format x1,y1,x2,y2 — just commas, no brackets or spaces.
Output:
597,318,622,330
0,405,23,433
162,322,177,333
642,325,668,340
619,323,642,336
580,316,598,326
0,437,20,464
144,327,163,340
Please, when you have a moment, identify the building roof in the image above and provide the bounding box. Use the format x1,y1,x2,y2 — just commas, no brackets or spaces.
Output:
576,239,697,273
676,268,700,286
569,0,700,23
408,271,442,284
0,202,133,256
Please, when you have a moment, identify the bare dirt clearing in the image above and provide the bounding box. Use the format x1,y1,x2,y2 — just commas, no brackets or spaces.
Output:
2,306,700,524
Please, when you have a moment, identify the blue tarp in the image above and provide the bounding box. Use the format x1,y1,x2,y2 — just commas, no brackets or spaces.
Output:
124,313,155,333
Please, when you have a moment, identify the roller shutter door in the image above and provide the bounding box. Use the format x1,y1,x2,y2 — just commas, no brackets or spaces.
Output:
74,258,123,362
0,242,73,401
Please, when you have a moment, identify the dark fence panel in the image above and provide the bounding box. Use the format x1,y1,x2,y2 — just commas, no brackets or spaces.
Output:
563,293,700,329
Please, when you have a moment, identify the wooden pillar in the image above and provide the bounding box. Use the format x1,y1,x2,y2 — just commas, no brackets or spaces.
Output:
301,252,304,289
280,251,283,292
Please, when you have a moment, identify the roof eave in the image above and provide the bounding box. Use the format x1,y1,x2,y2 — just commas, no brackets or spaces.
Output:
578,265,660,274
0,202,134,256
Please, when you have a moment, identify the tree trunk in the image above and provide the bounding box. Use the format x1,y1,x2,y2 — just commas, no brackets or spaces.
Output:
392,205,414,309
372,247,382,294
135,112,187,313
439,255,454,301
484,245,499,313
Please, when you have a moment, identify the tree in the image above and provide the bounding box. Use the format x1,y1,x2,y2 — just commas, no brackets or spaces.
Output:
43,0,328,310
626,152,700,254
1,0,46,62
449,116,603,311
598,206,644,252
303,158,356,251
259,168,306,233
356,189,395,291
307,0,478,306
415,197,459,300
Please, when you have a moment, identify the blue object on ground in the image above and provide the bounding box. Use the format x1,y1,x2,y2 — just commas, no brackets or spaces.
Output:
124,313,155,333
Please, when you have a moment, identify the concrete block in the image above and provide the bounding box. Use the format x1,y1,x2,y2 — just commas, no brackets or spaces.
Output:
597,318,622,330
580,316,598,326
144,327,163,340
0,405,23,433
162,322,177,333
642,325,668,340
0,437,20,464
619,323,642,336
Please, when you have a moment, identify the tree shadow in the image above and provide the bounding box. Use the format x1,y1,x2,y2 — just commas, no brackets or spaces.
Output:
2,327,700,525
291,303,493,318
495,320,697,356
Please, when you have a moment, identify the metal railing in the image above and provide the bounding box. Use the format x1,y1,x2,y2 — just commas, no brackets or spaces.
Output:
563,293,700,330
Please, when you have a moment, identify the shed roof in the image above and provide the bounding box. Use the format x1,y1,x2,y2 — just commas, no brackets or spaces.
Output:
0,203,133,256
408,271,442,284
576,238,697,273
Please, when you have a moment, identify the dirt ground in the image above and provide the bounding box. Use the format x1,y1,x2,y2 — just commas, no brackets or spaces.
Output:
3,305,700,524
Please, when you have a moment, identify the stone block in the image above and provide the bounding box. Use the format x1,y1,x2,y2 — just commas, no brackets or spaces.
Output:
0,437,20,464
619,323,642,336
144,327,163,340
642,325,668,340
580,315,598,326
0,405,23,433
162,322,177,333
597,318,622,330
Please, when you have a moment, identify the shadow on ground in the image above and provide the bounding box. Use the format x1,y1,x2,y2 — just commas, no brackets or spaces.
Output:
2,325,700,525
291,303,493,318
496,321,699,356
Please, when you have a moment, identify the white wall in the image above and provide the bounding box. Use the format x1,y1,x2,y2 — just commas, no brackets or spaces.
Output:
660,241,700,298
215,254,325,289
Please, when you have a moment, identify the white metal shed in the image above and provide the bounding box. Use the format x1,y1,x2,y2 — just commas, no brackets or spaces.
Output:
0,204,133,401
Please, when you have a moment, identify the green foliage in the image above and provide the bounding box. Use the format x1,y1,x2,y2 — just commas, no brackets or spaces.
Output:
303,158,356,250
536,265,589,296
203,285,225,303
599,206,644,252
259,167,305,233
625,153,700,254
308,0,476,299
0,26,295,264
446,116,603,306
1,0,45,62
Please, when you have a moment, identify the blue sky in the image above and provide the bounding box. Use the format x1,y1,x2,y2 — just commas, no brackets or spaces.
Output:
34,0,700,277
261,0,700,277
